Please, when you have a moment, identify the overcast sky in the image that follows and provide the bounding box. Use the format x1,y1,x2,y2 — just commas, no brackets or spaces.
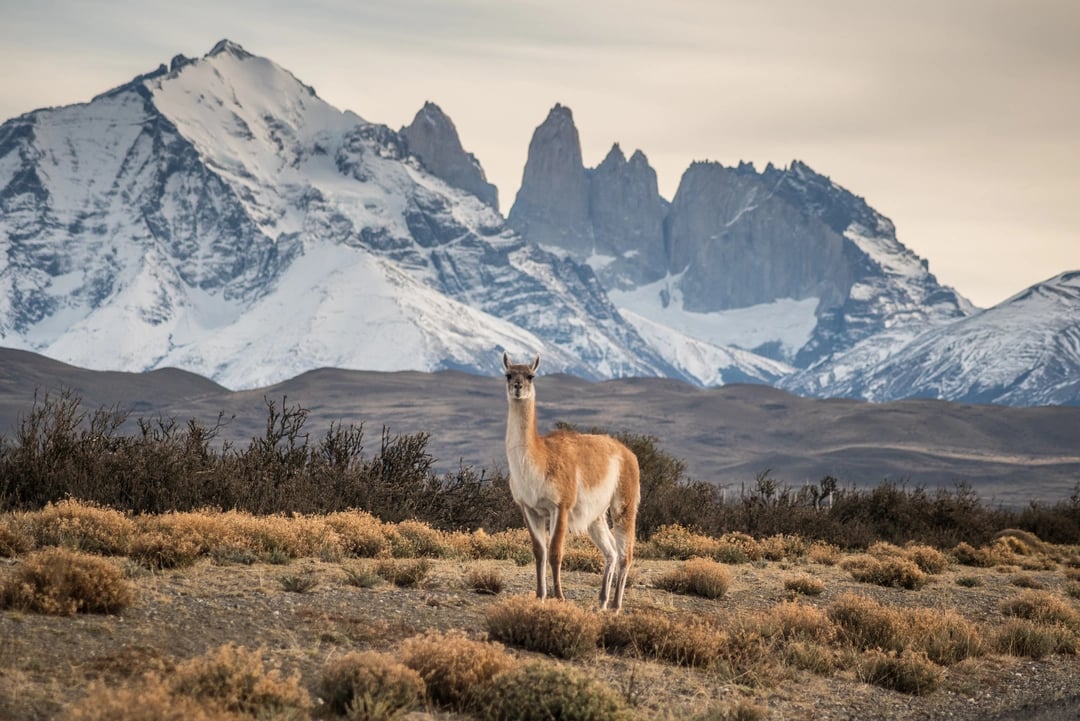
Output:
2,0,1077,308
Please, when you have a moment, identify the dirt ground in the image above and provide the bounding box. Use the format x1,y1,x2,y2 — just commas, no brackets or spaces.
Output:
1,554,1078,721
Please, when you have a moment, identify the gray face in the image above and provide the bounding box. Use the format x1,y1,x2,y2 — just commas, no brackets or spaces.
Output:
504,363,536,401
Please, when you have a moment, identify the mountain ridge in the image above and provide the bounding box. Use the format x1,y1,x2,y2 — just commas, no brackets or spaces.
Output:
1,39,1076,407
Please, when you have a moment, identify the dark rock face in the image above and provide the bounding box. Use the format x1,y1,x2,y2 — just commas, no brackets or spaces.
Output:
588,145,667,288
401,101,498,209
665,162,853,312
507,104,593,251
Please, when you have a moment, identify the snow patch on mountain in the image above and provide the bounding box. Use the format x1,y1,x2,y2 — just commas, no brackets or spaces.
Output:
609,275,819,358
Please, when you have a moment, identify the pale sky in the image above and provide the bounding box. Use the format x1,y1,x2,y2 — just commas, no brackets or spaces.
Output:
2,0,1077,308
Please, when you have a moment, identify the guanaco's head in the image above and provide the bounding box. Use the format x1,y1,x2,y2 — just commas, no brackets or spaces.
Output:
502,352,540,401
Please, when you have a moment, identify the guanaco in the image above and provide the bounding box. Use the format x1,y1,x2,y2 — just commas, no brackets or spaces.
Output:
502,352,640,610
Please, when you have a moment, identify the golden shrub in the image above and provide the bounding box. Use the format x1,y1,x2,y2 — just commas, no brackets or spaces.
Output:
601,609,724,668
399,631,515,710
827,593,906,652
60,680,222,721
0,547,135,615
646,525,721,560
318,651,424,719
759,534,808,562
857,649,942,695
485,596,601,660
32,499,136,555
465,565,505,595
908,608,986,665
389,520,454,558
374,559,431,587
998,590,1080,630
806,540,842,566
783,574,825,596
757,600,835,644
841,554,928,590
484,661,630,721
655,557,733,599
324,510,391,558
0,512,33,557
169,643,311,717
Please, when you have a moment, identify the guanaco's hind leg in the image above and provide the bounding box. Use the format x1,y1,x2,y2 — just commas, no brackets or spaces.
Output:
588,517,619,609
548,506,569,600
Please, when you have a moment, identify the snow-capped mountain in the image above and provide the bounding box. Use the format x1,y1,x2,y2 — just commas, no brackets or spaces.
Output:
0,40,700,388
0,40,1074,406
784,272,1080,406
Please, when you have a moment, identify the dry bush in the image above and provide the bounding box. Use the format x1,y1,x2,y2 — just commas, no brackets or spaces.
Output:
645,525,722,560
908,608,986,665
655,558,733,599
601,609,724,669
485,596,601,660
31,499,135,555
318,651,424,720
0,512,33,557
389,520,454,558
278,572,319,594
1066,582,1080,600
994,618,1078,659
217,511,337,563
343,563,382,588
483,662,630,721
0,547,135,615
902,544,949,574
169,643,312,718
841,554,928,590
806,540,842,566
782,640,836,676
857,649,942,695
757,601,835,644
480,528,533,565
827,593,906,652
399,631,515,710
759,534,807,562
374,559,431,588
562,545,605,573
998,590,1080,629
60,680,223,721
951,541,1015,567
713,532,763,564
466,565,505,595
324,510,390,558
1010,574,1047,589
993,528,1048,555
955,575,982,588
783,574,825,596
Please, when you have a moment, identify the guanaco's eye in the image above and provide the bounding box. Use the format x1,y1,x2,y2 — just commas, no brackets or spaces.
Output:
505,374,513,381
526,374,535,381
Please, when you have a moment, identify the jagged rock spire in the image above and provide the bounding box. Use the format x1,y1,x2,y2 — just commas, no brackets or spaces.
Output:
402,101,498,209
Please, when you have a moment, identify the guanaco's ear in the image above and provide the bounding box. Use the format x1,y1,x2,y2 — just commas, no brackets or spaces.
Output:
530,355,541,373
502,351,512,370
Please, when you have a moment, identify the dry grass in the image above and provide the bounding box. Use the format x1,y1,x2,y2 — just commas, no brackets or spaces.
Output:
994,619,1078,659
654,558,733,599
31,500,136,556
374,559,432,588
827,592,906,652
756,600,835,644
0,547,135,615
998,589,1080,630
840,554,928,590
783,574,825,596
485,596,601,660
317,650,424,720
465,565,506,595
807,540,842,565
399,631,515,710
168,643,311,718
484,661,631,721
857,649,942,695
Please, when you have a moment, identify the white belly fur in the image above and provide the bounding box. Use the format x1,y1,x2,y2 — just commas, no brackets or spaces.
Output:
567,456,620,533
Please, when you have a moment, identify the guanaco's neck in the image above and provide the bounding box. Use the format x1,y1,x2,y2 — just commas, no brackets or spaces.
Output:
506,397,541,453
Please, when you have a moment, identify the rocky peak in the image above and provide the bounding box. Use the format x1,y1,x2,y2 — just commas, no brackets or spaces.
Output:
665,161,853,314
208,39,253,60
588,144,667,288
507,103,593,252
401,101,498,209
